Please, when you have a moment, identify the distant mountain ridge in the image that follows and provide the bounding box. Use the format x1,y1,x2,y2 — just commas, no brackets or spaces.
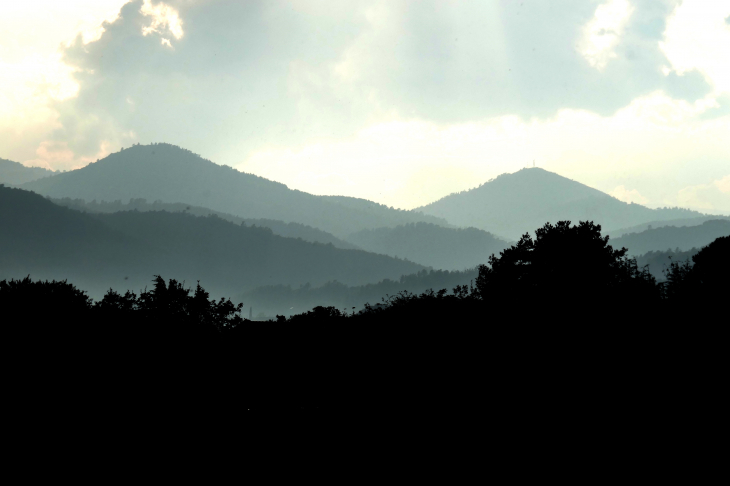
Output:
611,219,730,256
417,168,705,239
0,158,56,186
345,222,510,271
606,215,730,238
50,197,360,250
22,143,447,238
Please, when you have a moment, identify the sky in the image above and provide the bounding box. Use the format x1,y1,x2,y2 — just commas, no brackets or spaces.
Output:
1,0,729,212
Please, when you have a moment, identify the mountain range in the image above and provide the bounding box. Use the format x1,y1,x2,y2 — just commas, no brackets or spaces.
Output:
4,142,728,301
22,144,446,238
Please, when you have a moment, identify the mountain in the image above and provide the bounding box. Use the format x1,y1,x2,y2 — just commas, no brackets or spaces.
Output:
22,143,446,238
606,215,730,238
611,220,730,256
50,197,359,250
0,159,56,186
417,168,704,240
0,186,424,298
345,222,510,271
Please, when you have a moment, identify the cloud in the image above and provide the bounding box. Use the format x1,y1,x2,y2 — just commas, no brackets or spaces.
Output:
141,0,184,41
48,0,712,166
661,1,730,94
677,175,730,213
579,0,634,70
609,185,648,204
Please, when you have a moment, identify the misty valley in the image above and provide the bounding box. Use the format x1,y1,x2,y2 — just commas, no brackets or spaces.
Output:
1,144,728,412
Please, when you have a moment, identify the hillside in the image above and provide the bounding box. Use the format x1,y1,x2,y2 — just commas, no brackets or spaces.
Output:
50,197,359,250
611,220,730,256
22,143,446,238
0,186,424,298
0,159,56,186
417,168,704,240
345,222,510,271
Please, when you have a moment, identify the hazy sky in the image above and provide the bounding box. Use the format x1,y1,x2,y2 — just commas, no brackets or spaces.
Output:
1,0,729,211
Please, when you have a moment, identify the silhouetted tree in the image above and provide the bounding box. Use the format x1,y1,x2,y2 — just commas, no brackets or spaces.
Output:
474,221,658,307
663,235,729,303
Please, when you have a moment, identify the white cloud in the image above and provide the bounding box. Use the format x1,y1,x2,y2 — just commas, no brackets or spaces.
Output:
579,0,634,70
610,185,648,204
677,176,730,213
141,0,184,41
661,0,730,94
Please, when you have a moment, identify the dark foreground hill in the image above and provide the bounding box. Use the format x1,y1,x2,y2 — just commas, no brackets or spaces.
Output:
417,168,703,239
0,158,56,186
612,220,730,255
345,223,510,271
22,143,446,238
0,186,423,297
51,197,359,250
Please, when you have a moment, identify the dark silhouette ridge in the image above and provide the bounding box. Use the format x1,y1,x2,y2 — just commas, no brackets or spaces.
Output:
0,159,57,186
50,196,360,250
21,143,447,238
345,222,510,270
1,185,424,297
417,167,705,239
610,219,730,255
